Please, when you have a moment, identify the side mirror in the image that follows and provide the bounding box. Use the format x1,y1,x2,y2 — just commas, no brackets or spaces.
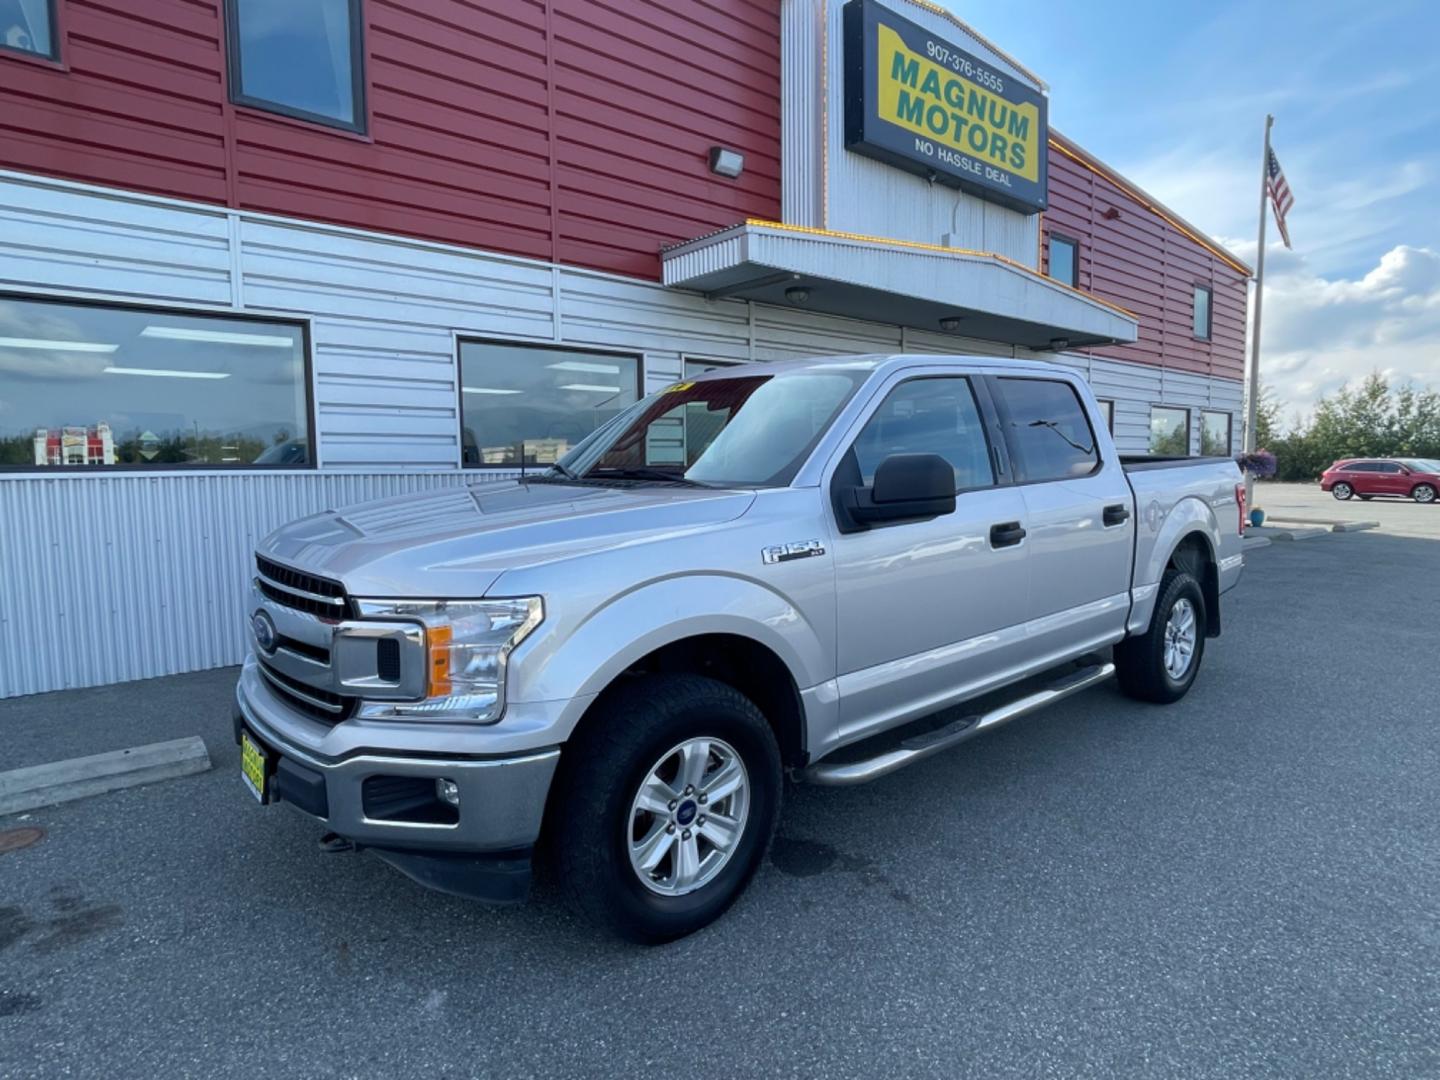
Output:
840,453,956,529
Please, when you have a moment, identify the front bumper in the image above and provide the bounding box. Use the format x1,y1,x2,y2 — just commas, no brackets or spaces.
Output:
234,659,561,899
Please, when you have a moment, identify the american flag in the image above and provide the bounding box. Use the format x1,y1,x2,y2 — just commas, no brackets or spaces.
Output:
1267,148,1294,249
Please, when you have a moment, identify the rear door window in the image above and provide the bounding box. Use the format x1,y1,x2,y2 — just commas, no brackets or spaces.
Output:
991,378,1101,483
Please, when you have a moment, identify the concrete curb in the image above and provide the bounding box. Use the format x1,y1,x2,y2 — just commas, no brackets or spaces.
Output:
0,736,211,816
1265,515,1381,533
1242,536,1272,551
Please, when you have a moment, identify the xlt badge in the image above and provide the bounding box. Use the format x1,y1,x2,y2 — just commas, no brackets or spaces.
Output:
762,539,825,565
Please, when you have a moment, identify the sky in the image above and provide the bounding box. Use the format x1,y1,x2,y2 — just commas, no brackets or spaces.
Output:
947,0,1440,427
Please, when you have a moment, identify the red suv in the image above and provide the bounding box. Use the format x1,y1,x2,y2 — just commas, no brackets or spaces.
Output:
1320,458,1440,503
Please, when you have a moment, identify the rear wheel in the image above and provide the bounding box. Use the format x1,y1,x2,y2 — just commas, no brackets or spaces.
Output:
1331,482,1353,500
551,674,781,943
1413,483,1437,504
1114,569,1206,704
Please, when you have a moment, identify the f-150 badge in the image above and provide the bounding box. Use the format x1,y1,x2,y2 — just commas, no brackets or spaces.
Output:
762,539,825,564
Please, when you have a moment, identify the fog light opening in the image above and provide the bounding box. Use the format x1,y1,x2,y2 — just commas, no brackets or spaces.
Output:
436,778,461,807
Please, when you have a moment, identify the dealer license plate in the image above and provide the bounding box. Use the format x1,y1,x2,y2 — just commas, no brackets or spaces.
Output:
240,730,270,803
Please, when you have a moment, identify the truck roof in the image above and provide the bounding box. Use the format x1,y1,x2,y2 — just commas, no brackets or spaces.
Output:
686,353,1067,381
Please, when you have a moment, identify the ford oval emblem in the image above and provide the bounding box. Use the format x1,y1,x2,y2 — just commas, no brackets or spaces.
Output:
251,610,278,653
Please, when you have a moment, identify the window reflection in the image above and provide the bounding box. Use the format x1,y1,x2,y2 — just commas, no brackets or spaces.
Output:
229,0,362,129
1149,406,1190,456
0,297,309,469
0,0,55,60
458,342,640,468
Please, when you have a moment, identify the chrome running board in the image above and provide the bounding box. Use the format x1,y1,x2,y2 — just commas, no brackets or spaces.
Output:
799,662,1116,787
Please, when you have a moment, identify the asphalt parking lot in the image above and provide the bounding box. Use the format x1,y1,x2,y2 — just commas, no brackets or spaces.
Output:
3,528,1439,1078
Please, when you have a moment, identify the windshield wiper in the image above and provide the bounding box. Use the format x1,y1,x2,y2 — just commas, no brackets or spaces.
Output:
585,467,711,487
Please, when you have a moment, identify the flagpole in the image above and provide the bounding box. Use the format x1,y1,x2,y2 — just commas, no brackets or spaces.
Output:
1243,113,1274,512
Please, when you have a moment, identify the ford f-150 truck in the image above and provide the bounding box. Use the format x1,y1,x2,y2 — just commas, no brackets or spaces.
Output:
234,354,1245,941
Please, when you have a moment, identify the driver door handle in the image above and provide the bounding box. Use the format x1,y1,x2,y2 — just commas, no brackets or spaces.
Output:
989,521,1026,548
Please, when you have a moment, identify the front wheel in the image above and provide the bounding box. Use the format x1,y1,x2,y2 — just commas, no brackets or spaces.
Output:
1331,482,1354,500
1114,569,1207,704
1413,483,1437,504
551,674,781,943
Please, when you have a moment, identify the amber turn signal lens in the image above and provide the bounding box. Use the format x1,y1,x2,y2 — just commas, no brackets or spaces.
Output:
427,623,453,697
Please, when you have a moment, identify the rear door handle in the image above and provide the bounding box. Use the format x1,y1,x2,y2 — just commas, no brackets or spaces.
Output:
990,521,1027,548
1103,504,1131,527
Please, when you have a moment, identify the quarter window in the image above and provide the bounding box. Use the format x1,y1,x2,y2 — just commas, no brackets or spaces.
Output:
1049,234,1078,288
1150,406,1191,456
225,0,365,132
0,0,56,60
1200,410,1232,455
0,296,311,469
992,377,1100,482
851,377,993,491
458,342,640,468
1193,285,1213,340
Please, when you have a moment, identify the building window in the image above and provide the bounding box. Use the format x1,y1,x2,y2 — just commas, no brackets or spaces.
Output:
1096,398,1115,433
1192,284,1213,340
1200,410,1232,456
0,296,311,470
225,0,365,132
1149,406,1190,456
458,341,641,467
0,0,57,60
1048,234,1078,288
683,358,740,380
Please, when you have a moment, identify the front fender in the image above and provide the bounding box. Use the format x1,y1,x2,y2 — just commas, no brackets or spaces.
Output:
508,573,828,736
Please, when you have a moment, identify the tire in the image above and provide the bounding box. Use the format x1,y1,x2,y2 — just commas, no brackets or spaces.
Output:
1413,483,1437,504
1114,569,1207,704
1331,482,1353,500
550,674,782,943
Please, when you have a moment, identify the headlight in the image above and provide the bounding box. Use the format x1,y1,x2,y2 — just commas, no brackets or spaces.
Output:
352,597,542,723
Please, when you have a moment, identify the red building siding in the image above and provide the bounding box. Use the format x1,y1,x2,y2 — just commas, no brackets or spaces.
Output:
1043,134,1248,381
0,0,781,280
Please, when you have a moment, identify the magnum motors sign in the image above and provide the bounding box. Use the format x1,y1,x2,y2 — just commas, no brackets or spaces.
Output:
843,0,1049,214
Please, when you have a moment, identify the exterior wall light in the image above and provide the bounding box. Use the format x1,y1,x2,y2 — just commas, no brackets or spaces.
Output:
785,286,810,305
938,316,965,332
709,146,745,178
1048,337,1071,351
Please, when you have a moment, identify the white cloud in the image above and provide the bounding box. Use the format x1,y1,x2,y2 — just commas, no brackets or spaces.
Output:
1253,245,1440,424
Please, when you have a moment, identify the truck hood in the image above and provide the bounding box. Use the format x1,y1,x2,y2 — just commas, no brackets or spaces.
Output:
258,480,755,598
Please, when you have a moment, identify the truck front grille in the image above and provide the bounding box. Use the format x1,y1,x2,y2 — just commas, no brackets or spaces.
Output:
257,658,354,725
255,555,348,619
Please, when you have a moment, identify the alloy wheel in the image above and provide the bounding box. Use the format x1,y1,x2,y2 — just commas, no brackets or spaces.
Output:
627,737,750,897
1163,598,1197,681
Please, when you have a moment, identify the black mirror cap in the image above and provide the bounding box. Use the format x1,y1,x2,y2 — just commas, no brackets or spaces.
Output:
836,453,956,531
872,453,955,504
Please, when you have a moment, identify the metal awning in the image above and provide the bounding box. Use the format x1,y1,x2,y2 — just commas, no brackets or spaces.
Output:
662,220,1138,351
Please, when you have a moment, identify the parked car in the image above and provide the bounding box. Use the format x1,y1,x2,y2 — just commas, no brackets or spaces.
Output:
1320,458,1440,503
233,355,1246,942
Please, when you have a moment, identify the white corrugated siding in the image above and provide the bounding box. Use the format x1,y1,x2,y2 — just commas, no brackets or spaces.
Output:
0,170,1240,696
778,0,1041,263
0,472,482,697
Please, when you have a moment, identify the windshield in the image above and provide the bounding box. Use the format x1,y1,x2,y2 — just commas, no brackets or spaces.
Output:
1399,459,1440,473
554,371,865,487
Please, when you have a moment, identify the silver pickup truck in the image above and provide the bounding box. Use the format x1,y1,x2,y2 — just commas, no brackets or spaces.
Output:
234,354,1245,941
